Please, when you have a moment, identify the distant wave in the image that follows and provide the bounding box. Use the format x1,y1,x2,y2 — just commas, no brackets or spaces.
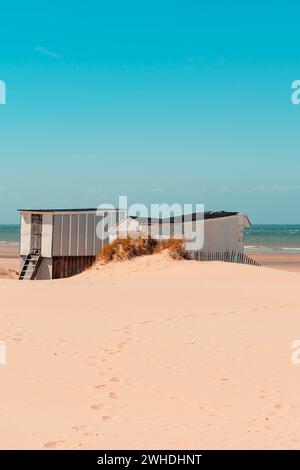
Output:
0,241,19,246
245,245,300,253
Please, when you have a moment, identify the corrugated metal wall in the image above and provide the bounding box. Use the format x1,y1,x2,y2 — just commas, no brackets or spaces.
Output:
52,211,125,257
201,216,244,253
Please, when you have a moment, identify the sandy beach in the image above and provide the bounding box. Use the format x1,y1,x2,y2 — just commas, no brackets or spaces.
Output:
1,252,300,449
0,244,18,259
0,245,19,279
247,252,300,272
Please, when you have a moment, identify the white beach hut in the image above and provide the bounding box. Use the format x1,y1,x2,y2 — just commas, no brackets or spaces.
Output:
18,208,126,280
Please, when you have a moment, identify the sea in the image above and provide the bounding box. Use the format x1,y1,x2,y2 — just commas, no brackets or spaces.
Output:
244,225,300,253
0,225,20,246
1,224,300,253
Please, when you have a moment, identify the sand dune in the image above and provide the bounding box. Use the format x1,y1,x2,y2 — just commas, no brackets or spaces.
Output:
1,253,300,449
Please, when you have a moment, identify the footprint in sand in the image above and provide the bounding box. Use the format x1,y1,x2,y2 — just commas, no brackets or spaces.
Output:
43,440,65,449
90,404,104,411
72,425,87,432
102,415,112,422
110,377,120,383
123,325,132,330
109,392,119,399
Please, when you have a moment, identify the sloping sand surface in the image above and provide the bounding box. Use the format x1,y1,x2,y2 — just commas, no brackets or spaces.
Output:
1,253,300,449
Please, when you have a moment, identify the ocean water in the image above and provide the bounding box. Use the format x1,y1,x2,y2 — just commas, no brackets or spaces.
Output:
245,225,300,253
0,225,20,245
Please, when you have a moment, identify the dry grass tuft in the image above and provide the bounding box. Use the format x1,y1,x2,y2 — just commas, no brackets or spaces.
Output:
154,238,188,260
97,237,187,264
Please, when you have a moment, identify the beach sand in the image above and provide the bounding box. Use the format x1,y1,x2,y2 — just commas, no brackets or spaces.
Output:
0,244,19,259
1,252,300,449
0,245,19,279
246,252,300,272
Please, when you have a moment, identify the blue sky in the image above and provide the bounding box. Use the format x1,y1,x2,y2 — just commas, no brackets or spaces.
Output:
1,1,300,223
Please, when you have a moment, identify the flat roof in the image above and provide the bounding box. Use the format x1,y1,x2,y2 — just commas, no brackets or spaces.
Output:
132,211,240,224
18,209,250,225
18,208,122,213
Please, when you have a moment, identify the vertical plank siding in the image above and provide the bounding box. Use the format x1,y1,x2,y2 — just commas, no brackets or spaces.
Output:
52,256,95,279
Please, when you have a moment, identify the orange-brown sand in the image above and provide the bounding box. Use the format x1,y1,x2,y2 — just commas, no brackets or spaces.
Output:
1,252,300,449
247,252,300,272
0,245,19,259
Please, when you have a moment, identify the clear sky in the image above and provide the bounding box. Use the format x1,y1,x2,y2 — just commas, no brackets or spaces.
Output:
1,1,300,223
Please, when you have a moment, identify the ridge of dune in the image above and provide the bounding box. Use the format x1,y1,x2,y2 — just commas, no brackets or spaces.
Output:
1,254,300,449
78,250,300,285
78,251,178,280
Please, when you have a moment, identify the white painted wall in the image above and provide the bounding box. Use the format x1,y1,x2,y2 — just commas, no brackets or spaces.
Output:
20,213,31,255
201,215,246,253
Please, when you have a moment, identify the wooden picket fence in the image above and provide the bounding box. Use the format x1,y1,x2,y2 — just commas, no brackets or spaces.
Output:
187,250,261,266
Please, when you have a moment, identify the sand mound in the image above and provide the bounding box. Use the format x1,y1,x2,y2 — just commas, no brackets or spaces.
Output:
1,256,300,449
81,251,179,280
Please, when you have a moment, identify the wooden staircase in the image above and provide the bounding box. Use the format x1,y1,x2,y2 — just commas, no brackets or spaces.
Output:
19,254,42,280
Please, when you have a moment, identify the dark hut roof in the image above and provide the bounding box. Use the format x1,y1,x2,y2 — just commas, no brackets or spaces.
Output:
18,208,121,213
131,211,239,225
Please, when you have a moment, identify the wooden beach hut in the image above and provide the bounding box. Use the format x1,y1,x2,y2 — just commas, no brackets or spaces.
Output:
18,208,253,280
18,208,126,280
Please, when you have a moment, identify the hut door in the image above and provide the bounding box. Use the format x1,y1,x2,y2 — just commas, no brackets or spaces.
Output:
31,214,43,254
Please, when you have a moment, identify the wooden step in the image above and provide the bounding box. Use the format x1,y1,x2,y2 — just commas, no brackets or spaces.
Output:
19,255,42,280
